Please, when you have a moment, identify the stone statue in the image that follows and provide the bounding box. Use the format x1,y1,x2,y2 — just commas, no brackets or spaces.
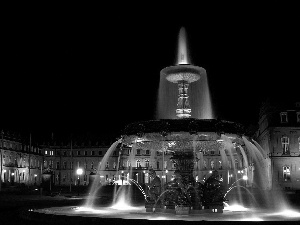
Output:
146,169,161,202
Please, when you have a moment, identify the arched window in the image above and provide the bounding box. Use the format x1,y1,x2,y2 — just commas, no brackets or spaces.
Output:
281,136,289,154
136,160,141,167
219,160,222,170
235,159,239,169
145,159,149,168
210,160,214,169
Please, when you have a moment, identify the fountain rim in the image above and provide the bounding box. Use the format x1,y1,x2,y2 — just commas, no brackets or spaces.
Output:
121,118,246,139
160,64,205,83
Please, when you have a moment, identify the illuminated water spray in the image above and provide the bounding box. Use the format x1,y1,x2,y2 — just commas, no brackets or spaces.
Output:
177,27,190,65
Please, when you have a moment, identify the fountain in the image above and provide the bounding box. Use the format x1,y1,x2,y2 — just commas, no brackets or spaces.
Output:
28,27,300,222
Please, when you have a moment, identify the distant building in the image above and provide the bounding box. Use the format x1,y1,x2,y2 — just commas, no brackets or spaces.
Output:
0,130,43,189
256,100,300,191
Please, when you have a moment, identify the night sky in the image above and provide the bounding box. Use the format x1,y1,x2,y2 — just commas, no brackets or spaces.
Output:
2,7,299,141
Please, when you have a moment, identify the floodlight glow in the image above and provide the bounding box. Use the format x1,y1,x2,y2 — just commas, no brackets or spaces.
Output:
76,168,83,175
243,175,248,180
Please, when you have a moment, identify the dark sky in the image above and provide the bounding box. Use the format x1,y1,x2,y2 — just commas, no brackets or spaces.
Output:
2,7,299,140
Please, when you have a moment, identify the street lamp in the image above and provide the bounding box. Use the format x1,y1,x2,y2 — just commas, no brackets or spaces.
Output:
76,168,83,196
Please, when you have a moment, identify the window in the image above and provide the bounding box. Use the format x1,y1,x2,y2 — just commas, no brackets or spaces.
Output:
106,174,108,181
63,175,66,182
297,112,300,123
164,161,167,169
136,159,141,167
137,149,141,155
157,161,160,169
70,162,73,169
235,159,239,169
63,151,67,156
56,162,60,169
146,150,150,155
45,150,48,155
203,160,207,169
99,151,102,156
219,160,222,170
127,160,131,167
281,136,289,154
84,151,88,156
172,162,176,169
145,159,149,168
77,151,81,156
91,161,94,169
91,151,95,156
63,161,67,169
113,162,116,169
280,112,288,123
106,161,109,169
283,166,291,181
211,160,214,169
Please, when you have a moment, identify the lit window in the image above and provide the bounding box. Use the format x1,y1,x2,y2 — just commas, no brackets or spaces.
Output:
281,136,289,154
280,112,288,123
91,151,95,156
145,159,149,168
45,150,48,155
77,151,80,156
297,112,300,123
219,160,222,170
211,160,214,169
127,160,130,167
283,166,291,181
136,159,141,167
84,151,87,156
164,161,167,169
113,162,116,169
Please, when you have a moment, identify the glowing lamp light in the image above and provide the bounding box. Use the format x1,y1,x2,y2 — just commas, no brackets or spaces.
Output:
209,171,212,173
121,171,124,173
34,174,37,177
3,170,6,173
243,175,248,180
165,170,168,173
76,168,83,175
11,173,15,176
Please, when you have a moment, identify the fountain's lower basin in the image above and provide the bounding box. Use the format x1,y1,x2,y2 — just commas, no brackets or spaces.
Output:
27,205,300,221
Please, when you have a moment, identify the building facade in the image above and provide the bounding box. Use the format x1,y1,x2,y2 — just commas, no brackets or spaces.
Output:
0,130,43,190
256,101,300,191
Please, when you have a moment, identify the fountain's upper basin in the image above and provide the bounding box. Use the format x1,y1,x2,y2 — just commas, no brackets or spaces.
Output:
161,64,204,83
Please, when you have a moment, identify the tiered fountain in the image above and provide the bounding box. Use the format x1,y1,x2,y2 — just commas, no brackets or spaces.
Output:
29,27,300,222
